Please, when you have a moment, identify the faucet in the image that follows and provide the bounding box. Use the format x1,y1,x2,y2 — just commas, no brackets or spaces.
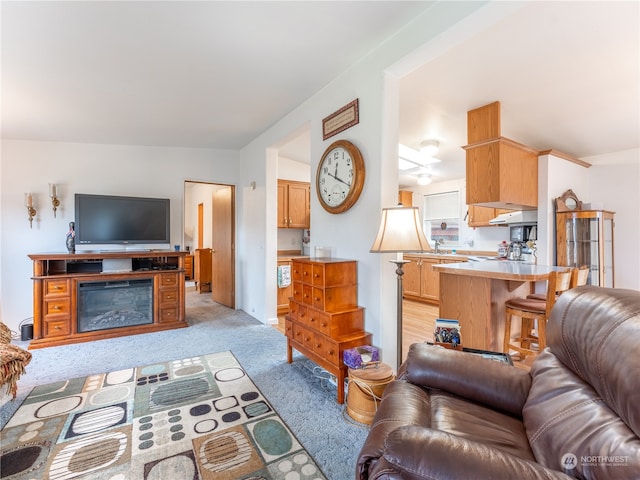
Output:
434,239,443,254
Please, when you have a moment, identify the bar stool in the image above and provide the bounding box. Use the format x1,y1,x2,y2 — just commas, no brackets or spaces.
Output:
571,265,589,288
526,266,588,301
504,269,573,359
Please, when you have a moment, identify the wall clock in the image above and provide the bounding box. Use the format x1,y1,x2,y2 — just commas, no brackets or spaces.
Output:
316,139,365,214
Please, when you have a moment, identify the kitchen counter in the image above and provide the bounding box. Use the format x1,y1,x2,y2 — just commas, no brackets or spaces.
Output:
405,250,496,260
277,250,309,261
432,261,568,352
432,260,565,281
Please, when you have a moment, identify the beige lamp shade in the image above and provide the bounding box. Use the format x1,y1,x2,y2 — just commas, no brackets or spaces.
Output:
370,206,431,253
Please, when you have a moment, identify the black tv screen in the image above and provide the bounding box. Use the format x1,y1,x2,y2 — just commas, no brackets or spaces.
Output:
75,194,170,245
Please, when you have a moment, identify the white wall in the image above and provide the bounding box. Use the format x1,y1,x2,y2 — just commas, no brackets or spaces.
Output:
236,1,490,369
537,153,589,265
0,140,238,332
184,182,229,252
584,148,640,289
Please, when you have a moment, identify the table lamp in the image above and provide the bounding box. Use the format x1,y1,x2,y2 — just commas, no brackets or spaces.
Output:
370,206,431,369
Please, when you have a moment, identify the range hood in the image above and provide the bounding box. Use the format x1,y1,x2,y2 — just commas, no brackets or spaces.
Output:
489,210,538,225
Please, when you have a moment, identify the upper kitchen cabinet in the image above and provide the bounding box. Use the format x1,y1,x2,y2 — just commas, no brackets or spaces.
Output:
467,205,513,228
398,190,413,206
464,102,539,210
278,179,310,229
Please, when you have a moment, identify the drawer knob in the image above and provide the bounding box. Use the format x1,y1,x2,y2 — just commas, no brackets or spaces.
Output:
54,325,61,330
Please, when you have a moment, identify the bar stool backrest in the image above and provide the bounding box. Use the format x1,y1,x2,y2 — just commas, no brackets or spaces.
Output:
571,265,589,288
545,269,573,317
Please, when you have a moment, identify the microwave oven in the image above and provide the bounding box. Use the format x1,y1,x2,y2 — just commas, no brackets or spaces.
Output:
510,224,537,252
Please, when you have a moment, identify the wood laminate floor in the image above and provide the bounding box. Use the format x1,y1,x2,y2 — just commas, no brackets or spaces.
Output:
276,298,532,371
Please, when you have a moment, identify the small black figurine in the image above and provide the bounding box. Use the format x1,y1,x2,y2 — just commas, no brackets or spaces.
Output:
66,221,76,253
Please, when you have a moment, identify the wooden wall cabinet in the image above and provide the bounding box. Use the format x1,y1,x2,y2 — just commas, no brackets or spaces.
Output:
467,205,513,227
28,251,186,349
464,101,539,210
285,258,371,404
556,210,615,287
278,180,310,228
398,190,413,206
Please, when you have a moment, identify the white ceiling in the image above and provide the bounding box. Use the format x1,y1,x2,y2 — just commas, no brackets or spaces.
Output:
1,1,430,148
397,1,639,187
2,2,639,186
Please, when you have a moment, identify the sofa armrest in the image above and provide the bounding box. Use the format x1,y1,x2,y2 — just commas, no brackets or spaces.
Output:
404,343,531,417
380,426,574,480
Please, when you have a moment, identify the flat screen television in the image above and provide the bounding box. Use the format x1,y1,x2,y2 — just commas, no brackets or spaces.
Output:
75,194,170,245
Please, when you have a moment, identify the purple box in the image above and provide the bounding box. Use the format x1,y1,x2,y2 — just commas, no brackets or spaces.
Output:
343,345,379,369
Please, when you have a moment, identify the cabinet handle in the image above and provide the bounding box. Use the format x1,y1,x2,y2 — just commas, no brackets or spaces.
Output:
283,217,287,224
54,325,61,330
289,217,292,225
52,305,61,311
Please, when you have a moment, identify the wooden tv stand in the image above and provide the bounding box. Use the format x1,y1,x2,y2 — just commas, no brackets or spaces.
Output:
28,251,188,349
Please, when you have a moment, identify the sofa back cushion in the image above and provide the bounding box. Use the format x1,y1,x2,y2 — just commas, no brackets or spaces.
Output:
523,287,640,478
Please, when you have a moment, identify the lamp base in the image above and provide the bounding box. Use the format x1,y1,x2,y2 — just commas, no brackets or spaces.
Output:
389,260,410,369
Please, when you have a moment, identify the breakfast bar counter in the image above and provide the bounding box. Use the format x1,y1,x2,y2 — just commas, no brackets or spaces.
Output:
432,261,567,352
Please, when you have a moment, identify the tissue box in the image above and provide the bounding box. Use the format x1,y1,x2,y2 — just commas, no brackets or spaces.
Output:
343,345,379,369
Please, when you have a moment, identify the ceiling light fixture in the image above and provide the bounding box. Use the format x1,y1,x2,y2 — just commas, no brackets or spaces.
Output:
420,139,439,157
417,174,432,185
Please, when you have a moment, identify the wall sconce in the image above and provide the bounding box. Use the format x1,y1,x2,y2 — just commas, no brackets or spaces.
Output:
25,193,37,228
49,183,60,217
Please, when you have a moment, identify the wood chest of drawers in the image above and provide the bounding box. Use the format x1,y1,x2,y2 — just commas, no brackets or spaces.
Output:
285,258,371,404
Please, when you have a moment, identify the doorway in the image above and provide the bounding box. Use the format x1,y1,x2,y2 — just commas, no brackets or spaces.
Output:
184,181,236,309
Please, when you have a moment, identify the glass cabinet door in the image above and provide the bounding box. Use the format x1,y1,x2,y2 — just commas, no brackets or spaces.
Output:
556,210,615,287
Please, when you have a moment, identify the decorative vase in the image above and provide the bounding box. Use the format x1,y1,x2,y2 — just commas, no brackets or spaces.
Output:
66,221,76,253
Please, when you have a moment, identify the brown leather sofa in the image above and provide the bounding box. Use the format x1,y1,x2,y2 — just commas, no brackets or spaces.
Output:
357,286,640,479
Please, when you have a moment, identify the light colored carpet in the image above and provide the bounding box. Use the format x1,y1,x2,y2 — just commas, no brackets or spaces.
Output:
2,350,327,479
1,287,370,480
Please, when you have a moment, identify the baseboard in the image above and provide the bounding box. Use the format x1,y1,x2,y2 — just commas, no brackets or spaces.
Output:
266,317,279,325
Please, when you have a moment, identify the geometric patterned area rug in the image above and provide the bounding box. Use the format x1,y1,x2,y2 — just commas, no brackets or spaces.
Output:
1,351,327,479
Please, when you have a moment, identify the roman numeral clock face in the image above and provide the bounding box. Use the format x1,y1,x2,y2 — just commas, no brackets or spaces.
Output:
316,140,365,214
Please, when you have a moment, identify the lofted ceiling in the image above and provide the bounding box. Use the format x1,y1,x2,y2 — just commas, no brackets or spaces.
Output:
2,2,638,187
397,1,639,187
1,1,431,149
